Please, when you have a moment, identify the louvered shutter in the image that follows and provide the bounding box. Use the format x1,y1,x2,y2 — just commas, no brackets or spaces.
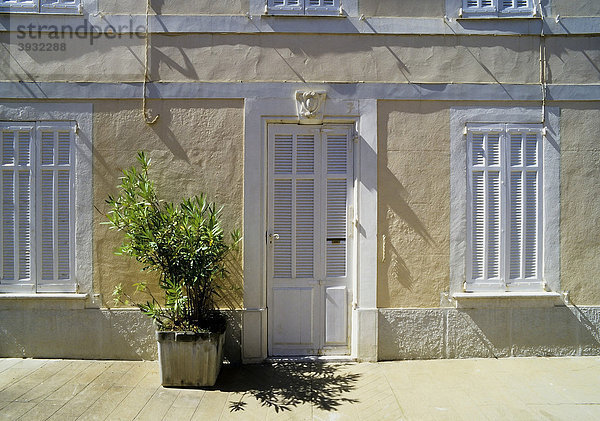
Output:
467,127,504,291
499,0,533,14
323,129,349,278
0,0,38,12
507,127,541,289
36,123,76,292
305,0,339,15
0,124,35,292
267,0,304,15
40,0,79,13
463,0,497,14
271,128,318,279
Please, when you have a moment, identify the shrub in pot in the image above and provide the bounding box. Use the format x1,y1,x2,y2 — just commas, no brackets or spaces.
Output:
105,151,240,387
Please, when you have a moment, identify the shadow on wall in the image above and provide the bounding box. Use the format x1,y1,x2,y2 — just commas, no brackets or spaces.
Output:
216,362,361,413
376,102,448,308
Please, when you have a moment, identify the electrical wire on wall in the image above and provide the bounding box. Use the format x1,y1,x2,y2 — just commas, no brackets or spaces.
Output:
143,0,159,124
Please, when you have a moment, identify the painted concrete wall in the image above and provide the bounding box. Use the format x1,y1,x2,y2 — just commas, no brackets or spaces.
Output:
560,104,600,305
3,31,599,85
359,0,444,17
0,304,243,362
92,99,244,308
553,0,600,17
98,0,249,15
89,0,600,18
377,100,450,308
378,306,600,360
3,34,543,84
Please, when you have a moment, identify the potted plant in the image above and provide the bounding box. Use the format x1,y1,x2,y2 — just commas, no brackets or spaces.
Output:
105,151,240,387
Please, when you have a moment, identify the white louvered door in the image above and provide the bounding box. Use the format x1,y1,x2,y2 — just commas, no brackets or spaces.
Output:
268,124,353,356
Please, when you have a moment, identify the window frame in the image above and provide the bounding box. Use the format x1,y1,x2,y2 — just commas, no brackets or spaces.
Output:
449,106,560,296
0,103,92,296
0,121,76,293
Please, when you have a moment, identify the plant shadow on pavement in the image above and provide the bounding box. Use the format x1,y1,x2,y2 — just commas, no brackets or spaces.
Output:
214,362,361,413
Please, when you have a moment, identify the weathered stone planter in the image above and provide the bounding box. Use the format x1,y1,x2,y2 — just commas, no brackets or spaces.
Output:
156,330,225,387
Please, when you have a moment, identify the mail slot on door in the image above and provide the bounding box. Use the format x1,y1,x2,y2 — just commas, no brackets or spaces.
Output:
327,238,346,244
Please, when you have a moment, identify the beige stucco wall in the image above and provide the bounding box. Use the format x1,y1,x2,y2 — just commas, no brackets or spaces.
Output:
151,34,540,84
359,0,444,17
377,100,450,308
2,33,541,84
560,104,600,305
552,0,600,17
547,37,600,84
93,99,244,308
5,32,599,86
98,0,248,15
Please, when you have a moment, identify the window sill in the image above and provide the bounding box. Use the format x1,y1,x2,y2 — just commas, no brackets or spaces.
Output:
453,291,563,309
0,293,89,310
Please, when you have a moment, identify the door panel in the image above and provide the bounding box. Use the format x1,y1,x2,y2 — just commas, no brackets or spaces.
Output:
268,124,353,356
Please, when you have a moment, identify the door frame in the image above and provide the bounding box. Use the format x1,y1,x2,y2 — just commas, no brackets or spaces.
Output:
241,96,378,363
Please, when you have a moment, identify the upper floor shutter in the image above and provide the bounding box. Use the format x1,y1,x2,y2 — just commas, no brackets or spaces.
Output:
499,0,533,14
40,0,79,13
267,0,303,15
463,0,497,15
1,123,35,292
0,0,38,12
267,0,339,15
305,0,339,15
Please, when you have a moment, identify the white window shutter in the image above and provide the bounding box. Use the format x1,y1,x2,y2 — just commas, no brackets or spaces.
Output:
0,124,35,292
305,0,339,15
267,0,304,15
499,0,533,14
0,0,38,12
507,128,541,288
36,123,76,292
40,0,79,13
463,0,497,15
467,127,504,291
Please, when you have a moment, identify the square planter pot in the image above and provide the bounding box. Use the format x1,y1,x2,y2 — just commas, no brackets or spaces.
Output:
156,330,225,387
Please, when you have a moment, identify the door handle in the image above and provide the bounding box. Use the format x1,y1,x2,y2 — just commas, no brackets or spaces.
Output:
268,233,280,244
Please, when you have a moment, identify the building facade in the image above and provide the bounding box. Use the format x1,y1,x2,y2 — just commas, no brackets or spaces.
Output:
1,0,599,362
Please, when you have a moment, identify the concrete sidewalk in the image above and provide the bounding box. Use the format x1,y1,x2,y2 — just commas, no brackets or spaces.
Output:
1,356,599,420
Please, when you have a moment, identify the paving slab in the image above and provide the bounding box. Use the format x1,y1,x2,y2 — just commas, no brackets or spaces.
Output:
0,357,599,420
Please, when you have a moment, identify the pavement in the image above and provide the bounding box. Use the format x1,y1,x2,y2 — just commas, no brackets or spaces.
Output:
1,356,599,420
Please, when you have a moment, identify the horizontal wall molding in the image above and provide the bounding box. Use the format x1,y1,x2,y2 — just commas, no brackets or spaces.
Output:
2,81,600,102
1,14,599,36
